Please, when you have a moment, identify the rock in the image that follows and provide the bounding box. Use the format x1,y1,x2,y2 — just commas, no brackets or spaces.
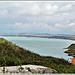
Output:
45,69,53,73
37,67,46,71
31,69,38,73
0,65,57,74
64,50,70,53
45,67,57,73
37,67,46,73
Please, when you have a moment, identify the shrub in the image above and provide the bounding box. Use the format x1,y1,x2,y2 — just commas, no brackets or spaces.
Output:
2,67,5,73
18,66,24,72
26,67,31,72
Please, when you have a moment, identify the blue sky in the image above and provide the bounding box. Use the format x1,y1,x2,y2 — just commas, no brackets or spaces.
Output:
0,1,75,35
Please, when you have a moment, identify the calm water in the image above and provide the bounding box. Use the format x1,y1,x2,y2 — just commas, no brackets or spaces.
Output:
0,36,74,60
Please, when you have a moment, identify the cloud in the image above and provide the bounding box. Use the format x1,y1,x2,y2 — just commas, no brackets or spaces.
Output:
0,9,8,18
60,4,72,12
9,22,75,33
0,2,61,18
0,2,74,19
0,1,75,35
53,22,75,32
9,2,59,16
9,22,45,31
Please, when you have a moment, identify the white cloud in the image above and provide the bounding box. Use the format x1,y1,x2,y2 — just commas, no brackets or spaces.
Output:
11,2,59,16
53,22,75,32
0,9,8,18
0,2,59,18
0,2,74,18
9,21,75,33
0,1,75,34
60,4,72,11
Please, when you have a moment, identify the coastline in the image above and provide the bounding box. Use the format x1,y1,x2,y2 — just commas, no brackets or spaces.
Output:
0,38,75,73
0,35,75,42
0,35,74,60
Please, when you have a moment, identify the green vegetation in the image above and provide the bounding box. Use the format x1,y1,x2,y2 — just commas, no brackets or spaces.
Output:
26,67,31,72
42,69,46,74
2,67,5,73
0,38,75,73
18,66,24,72
64,44,75,57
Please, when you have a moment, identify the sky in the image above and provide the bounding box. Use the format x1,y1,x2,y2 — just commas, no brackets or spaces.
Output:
0,1,75,35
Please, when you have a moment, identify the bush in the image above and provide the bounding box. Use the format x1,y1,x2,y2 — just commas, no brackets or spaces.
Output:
18,66,24,72
2,67,5,73
26,67,31,72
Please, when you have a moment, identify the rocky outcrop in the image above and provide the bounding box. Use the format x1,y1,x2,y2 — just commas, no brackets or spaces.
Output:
64,44,75,57
64,50,70,53
0,65,57,74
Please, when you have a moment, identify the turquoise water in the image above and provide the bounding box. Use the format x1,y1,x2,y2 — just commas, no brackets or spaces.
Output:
0,36,74,60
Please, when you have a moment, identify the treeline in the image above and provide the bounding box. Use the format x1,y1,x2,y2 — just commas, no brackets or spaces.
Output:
0,38,75,73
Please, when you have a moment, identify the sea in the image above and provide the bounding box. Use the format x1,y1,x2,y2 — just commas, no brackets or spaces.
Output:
0,36,75,62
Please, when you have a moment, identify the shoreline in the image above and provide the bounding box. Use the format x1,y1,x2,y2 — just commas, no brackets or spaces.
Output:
0,38,75,73
0,35,74,60
0,35,75,41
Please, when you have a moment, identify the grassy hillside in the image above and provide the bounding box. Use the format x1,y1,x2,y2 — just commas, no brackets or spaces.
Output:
0,38,75,73
64,44,75,57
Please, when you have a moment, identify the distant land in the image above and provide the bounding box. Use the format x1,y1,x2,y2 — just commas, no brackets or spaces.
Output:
0,33,75,40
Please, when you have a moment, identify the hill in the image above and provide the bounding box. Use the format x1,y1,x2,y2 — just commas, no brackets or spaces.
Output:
64,44,75,57
0,33,75,40
0,38,75,73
